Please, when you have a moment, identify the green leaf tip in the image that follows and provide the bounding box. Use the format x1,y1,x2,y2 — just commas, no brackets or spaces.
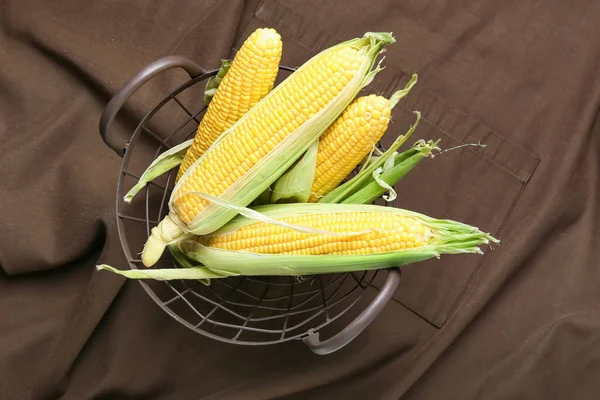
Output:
96,264,230,281
123,139,193,203
389,73,418,109
364,32,396,45
362,56,386,88
372,167,397,202
204,59,232,105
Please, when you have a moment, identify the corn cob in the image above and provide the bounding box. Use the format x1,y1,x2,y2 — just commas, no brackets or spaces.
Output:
175,28,283,181
309,77,417,202
206,209,432,254
141,32,396,266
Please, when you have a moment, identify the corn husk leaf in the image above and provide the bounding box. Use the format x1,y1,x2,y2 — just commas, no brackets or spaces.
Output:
270,140,319,203
372,167,396,201
389,73,418,108
167,244,211,285
343,139,440,204
123,139,192,203
203,59,231,105
97,264,231,280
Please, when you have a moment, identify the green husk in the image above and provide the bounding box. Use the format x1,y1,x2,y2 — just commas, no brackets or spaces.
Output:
97,264,230,280
389,74,418,108
342,139,440,204
270,140,319,203
140,32,396,266
167,244,211,285
204,59,231,105
167,244,196,268
319,110,421,204
123,139,192,203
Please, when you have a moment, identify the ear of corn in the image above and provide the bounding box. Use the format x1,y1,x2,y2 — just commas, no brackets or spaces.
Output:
141,32,396,266
98,203,497,280
307,93,393,201
309,74,417,202
175,28,283,181
181,203,497,276
319,109,421,204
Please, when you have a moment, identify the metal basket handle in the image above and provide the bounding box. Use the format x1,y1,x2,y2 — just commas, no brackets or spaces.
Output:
303,269,402,355
99,55,205,156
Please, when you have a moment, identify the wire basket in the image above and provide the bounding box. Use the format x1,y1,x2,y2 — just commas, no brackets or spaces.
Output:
99,56,401,355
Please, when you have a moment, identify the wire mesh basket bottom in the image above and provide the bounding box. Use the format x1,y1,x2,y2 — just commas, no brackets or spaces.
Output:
115,67,382,345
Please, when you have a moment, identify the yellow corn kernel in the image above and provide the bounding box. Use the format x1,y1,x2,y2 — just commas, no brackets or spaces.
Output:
308,94,392,202
172,46,363,225
176,28,282,181
206,211,433,255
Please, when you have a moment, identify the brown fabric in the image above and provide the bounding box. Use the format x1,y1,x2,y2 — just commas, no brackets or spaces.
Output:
1,0,599,399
